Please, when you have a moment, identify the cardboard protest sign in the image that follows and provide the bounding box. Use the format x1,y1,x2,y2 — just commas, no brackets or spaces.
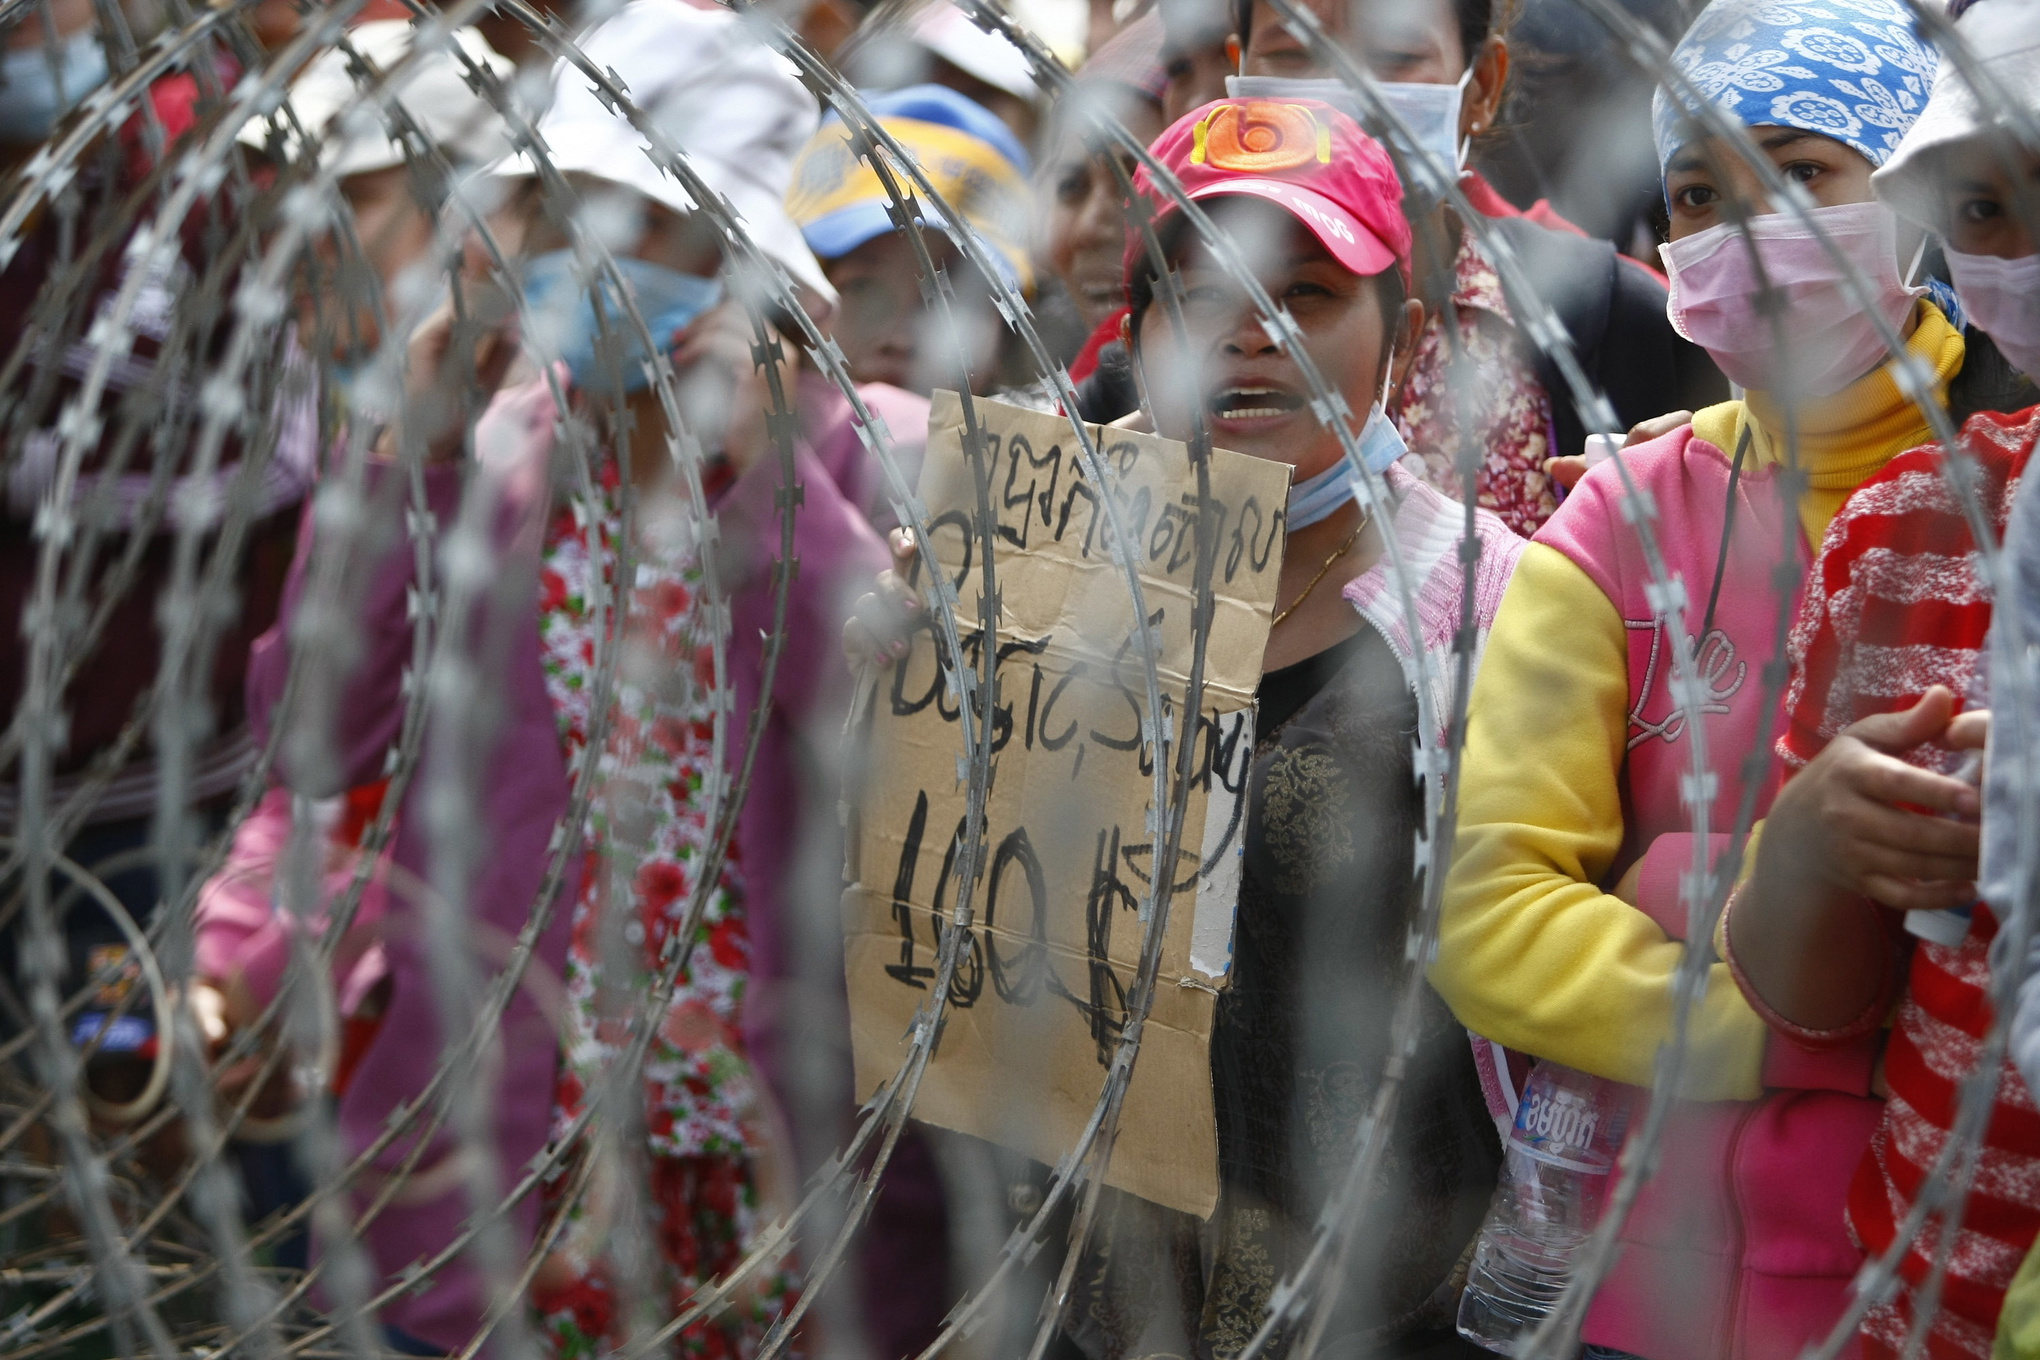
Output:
842,392,1287,1218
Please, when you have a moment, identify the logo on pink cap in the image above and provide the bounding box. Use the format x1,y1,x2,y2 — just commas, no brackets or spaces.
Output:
1190,103,1332,174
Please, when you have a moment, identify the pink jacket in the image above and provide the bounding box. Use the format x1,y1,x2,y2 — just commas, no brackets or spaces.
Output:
238,380,577,1352
717,372,900,1104
1538,427,1880,1360
217,375,891,1352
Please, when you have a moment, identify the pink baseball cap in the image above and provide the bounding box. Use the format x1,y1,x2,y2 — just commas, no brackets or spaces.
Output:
1125,97,1411,295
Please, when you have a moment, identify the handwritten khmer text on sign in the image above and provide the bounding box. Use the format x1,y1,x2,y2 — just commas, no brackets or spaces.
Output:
841,393,1287,1218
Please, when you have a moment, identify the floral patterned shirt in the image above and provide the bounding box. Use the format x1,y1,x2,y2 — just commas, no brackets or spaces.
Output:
536,461,757,1160
530,461,796,1360
1391,226,1560,538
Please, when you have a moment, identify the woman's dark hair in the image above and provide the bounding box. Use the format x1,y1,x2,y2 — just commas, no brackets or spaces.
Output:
1232,0,1497,68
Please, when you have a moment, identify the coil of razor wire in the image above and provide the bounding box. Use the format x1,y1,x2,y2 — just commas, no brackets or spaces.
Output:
5,0,2040,1358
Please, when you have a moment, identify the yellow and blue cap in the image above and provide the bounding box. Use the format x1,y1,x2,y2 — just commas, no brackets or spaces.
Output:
787,85,1035,292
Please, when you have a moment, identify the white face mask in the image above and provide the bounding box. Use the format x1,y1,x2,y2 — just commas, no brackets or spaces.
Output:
1227,73,1358,112
1658,201,1920,399
0,29,109,145
1283,361,1406,528
1376,68,1473,177
1224,68,1472,176
1946,248,2040,379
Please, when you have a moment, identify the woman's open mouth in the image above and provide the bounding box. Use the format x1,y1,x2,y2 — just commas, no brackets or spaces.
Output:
1208,386,1306,422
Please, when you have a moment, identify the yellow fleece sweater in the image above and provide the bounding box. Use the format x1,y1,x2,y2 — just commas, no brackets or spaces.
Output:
1430,305,1964,1097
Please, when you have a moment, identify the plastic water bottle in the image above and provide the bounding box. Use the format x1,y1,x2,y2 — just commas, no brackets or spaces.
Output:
1457,1062,1631,1353
1906,743,1983,947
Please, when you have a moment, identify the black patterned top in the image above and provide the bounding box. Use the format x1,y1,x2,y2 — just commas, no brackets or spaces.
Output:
1063,625,1501,1360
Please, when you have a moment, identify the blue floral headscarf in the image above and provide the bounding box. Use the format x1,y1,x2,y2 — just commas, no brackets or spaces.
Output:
1651,0,1940,171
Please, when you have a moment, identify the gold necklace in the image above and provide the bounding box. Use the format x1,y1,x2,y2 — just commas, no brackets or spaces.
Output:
1271,519,1366,628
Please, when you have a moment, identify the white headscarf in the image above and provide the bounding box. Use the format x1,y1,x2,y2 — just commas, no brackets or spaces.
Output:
1872,0,2040,230
491,1,834,303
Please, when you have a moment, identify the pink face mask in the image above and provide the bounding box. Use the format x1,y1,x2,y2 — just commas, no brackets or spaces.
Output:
1947,249,2040,381
1659,201,1920,399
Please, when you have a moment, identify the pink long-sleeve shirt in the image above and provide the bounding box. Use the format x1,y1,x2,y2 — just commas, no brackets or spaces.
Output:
214,373,903,1351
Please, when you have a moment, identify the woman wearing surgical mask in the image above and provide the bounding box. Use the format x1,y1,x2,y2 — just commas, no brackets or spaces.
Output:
490,12,885,1352
253,120,809,1360
1710,0,2040,1351
1431,0,1973,1354
1226,0,1725,536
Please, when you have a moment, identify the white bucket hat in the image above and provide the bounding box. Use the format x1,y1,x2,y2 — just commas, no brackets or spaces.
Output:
491,0,834,304
238,22,515,179
1873,0,2040,231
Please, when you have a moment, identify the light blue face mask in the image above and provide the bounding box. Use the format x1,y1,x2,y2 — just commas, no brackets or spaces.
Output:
1285,401,1407,529
520,250,724,394
1226,69,1472,177
0,28,109,144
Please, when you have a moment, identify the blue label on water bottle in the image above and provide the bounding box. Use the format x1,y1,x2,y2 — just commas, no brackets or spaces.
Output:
1510,1081,1618,1175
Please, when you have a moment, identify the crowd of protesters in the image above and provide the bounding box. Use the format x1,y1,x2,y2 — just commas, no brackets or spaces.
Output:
10,0,2040,1354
